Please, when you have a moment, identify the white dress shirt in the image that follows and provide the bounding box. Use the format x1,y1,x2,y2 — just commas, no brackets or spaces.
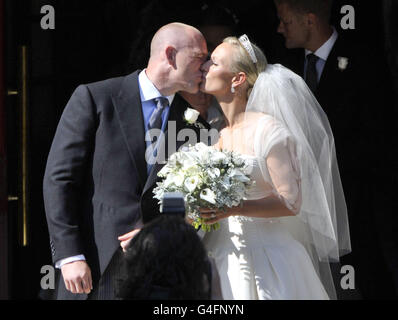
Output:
304,27,338,82
138,69,175,126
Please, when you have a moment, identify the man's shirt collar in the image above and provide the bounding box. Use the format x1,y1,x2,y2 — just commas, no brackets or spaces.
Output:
305,27,338,61
138,69,175,106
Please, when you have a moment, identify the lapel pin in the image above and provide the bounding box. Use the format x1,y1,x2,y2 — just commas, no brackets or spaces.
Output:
337,57,349,71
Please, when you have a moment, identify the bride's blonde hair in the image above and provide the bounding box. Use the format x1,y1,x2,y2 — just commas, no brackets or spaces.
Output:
223,36,268,98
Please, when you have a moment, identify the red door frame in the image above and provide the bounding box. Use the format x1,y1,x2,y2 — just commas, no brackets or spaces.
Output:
0,0,9,300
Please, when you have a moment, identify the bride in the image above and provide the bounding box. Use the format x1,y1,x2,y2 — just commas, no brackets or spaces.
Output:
199,35,351,299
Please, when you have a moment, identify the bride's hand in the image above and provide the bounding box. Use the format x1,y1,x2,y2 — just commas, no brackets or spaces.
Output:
199,207,238,224
185,216,194,225
118,228,141,252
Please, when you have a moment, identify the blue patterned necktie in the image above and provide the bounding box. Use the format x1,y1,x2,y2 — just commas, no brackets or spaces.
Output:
146,97,169,173
148,97,169,132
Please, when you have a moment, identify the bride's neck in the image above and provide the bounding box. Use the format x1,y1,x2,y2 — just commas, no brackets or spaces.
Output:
218,95,247,127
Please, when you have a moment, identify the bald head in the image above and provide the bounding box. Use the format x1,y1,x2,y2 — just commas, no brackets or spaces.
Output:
150,23,204,58
146,22,208,96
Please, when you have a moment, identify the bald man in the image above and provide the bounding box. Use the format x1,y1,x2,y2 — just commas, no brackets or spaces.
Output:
43,23,210,300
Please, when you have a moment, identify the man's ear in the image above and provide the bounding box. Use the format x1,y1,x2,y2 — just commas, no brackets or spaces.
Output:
307,13,318,27
165,46,177,68
232,72,247,89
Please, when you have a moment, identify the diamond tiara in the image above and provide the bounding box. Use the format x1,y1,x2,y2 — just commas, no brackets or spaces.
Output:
238,34,257,64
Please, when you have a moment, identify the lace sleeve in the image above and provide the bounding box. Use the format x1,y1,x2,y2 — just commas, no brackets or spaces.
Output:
253,115,302,214
266,141,302,214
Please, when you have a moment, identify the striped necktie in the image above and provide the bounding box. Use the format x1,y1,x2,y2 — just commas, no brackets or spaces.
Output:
148,97,169,132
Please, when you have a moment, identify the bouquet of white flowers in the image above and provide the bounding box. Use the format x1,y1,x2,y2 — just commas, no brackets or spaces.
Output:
153,142,254,231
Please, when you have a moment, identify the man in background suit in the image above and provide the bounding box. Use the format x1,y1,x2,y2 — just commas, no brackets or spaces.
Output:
43,22,210,299
274,0,397,299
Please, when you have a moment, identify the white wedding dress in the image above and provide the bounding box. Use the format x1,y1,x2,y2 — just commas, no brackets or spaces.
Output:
202,114,330,300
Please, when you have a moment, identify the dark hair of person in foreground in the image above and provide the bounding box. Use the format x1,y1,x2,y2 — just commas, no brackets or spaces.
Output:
115,215,212,300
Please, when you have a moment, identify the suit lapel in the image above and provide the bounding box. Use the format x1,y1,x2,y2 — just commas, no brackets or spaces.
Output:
317,38,341,94
112,70,148,188
292,37,343,103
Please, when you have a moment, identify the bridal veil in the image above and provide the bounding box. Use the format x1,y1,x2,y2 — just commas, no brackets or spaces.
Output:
245,64,351,298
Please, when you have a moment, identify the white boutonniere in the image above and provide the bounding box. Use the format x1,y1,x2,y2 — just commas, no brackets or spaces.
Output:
183,107,205,129
337,57,349,71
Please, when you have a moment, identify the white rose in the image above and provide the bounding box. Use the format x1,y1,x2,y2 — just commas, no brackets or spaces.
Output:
194,142,209,152
172,173,185,187
181,158,196,171
211,151,227,163
186,150,203,163
196,148,212,164
184,107,200,124
233,157,244,167
200,188,216,204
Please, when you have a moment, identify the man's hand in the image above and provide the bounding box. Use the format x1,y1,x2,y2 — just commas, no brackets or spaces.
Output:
61,260,93,294
118,229,141,252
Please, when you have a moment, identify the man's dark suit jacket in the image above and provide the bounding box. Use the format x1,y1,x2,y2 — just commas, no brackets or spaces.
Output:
43,70,210,299
281,34,398,299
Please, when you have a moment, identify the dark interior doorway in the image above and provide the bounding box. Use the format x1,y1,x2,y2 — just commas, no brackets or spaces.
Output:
3,0,148,299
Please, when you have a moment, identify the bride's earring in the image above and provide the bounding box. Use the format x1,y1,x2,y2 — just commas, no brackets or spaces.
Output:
231,86,235,94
